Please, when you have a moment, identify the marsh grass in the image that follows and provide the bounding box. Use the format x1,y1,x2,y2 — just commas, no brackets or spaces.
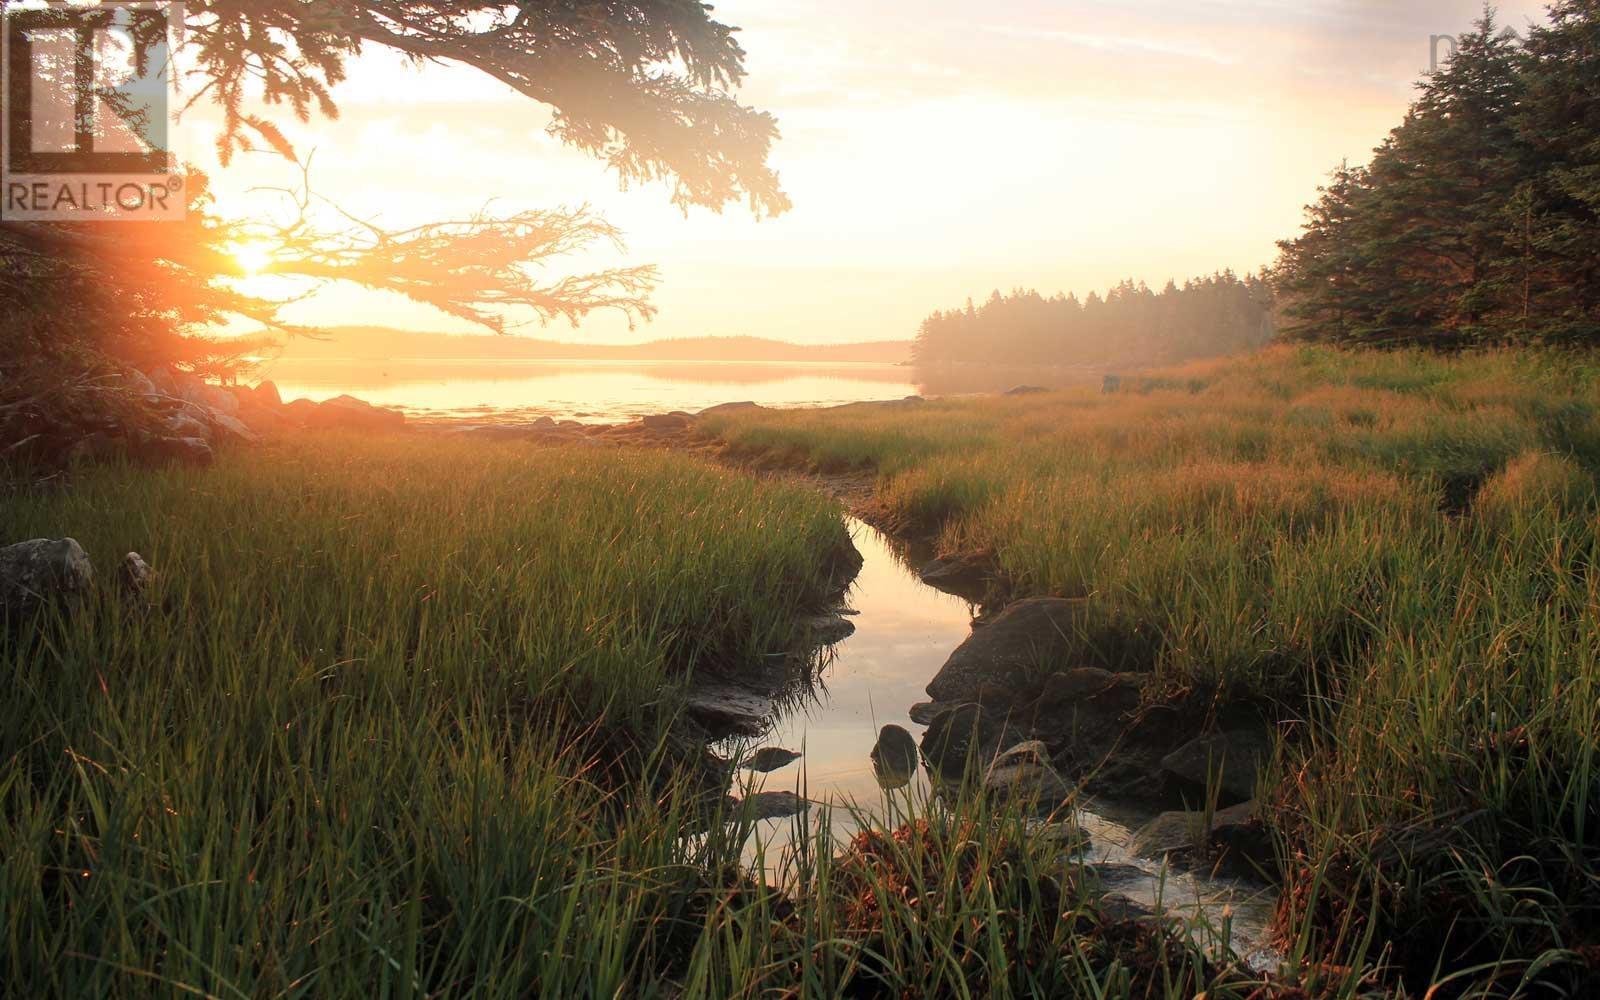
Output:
2,434,1306,998
703,346,1600,995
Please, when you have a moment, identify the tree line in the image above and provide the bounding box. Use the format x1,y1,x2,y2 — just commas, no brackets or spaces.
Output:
916,2,1599,363
1275,3,1597,346
912,272,1274,367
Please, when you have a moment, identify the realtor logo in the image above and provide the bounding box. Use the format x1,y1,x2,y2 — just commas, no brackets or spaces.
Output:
1,1,183,221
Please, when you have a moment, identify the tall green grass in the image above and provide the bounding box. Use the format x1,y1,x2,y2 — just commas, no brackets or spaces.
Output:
3,434,1293,998
703,346,1600,994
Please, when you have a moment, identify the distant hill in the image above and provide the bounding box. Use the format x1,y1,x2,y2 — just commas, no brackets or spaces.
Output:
266,327,913,365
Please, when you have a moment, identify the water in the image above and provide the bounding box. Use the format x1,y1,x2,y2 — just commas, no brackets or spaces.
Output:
252,358,1104,423
732,519,1281,968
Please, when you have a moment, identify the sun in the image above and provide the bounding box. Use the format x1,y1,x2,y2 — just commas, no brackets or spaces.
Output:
230,241,276,277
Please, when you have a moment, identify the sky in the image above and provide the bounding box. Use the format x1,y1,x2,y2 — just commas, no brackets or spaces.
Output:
191,0,1551,345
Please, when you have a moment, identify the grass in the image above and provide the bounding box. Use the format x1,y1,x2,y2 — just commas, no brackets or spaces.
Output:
2,433,1298,998
702,345,1600,995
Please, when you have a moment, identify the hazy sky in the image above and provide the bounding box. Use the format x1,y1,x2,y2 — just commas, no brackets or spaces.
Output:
197,1,1550,345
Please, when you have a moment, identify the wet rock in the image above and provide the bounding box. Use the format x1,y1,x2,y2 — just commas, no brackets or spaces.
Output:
1096,893,1159,925
1,538,93,616
306,395,406,432
983,740,1072,809
1028,818,1089,853
118,552,153,598
743,747,802,773
918,552,994,601
920,703,1024,781
1132,799,1263,865
1004,385,1050,396
803,613,856,645
1160,729,1272,804
684,684,772,737
870,724,920,788
1131,810,1208,858
740,790,809,821
908,701,943,726
926,598,1088,703
698,401,763,418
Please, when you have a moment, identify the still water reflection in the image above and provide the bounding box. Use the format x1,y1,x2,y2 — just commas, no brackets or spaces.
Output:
732,519,1281,968
252,358,1103,423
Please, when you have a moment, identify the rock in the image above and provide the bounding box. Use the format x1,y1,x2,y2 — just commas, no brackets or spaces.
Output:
283,399,319,426
201,384,239,416
209,412,260,446
1159,730,1272,804
533,416,558,430
1,538,93,616
135,435,213,467
739,790,809,821
163,411,213,443
908,701,943,726
1132,810,1209,858
925,598,1087,704
306,395,406,432
642,413,692,431
870,724,920,788
803,613,855,645
1004,385,1051,396
251,381,283,408
744,747,802,773
118,552,153,597
122,369,159,400
146,366,178,399
698,401,763,418
685,684,772,736
918,552,994,601
65,432,119,466
1132,799,1267,873
982,741,1072,809
1096,893,1159,925
920,703,1024,781
236,402,291,436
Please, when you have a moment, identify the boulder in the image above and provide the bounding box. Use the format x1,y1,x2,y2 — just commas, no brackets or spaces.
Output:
920,703,1024,781
1,538,93,616
122,369,160,401
283,399,319,426
1131,799,1265,873
803,612,856,646
743,747,802,773
118,552,153,598
209,412,260,446
918,552,994,601
739,790,809,821
870,724,920,788
251,381,283,408
698,401,763,418
982,740,1072,808
685,684,772,736
306,395,406,432
907,701,943,726
146,366,178,399
135,435,213,467
1159,730,1272,804
641,412,692,431
163,411,213,443
236,402,292,436
200,384,239,416
925,598,1087,703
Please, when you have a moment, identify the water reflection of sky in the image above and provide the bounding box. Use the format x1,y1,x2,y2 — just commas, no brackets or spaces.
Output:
256,359,922,423
252,358,1105,423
